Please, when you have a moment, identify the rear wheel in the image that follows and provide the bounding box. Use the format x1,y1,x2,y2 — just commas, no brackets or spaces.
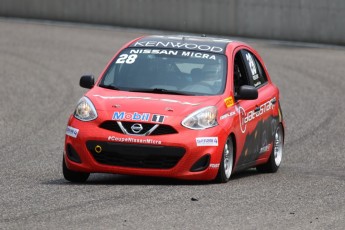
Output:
257,123,284,173
63,157,90,183
215,136,234,183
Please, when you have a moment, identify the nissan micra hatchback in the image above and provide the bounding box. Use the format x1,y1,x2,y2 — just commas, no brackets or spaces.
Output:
63,35,285,183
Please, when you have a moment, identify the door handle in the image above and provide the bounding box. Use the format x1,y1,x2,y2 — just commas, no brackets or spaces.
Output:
254,106,260,112
271,98,277,104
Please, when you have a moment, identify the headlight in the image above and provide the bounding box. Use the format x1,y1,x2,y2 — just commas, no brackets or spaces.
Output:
182,106,218,130
74,97,97,121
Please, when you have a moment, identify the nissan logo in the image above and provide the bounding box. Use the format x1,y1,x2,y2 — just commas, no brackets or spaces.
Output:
131,123,143,133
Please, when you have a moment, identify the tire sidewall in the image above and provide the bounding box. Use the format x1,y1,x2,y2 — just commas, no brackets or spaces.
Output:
269,124,284,171
216,136,233,183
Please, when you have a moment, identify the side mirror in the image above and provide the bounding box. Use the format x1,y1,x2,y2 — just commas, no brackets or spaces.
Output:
80,75,95,89
235,85,258,100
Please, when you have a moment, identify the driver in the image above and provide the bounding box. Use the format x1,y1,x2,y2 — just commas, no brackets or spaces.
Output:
201,63,222,82
183,61,223,94
198,62,223,93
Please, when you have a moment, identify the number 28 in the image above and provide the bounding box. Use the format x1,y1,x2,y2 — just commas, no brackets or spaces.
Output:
115,54,138,64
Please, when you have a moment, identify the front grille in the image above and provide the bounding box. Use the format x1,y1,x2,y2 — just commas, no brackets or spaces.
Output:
99,121,178,135
121,122,156,135
99,121,123,133
86,141,185,169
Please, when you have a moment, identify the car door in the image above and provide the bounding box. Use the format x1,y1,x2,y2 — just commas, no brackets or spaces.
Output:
234,49,276,167
232,50,258,168
240,49,277,162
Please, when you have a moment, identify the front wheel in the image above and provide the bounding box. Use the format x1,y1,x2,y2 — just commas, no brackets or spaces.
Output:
63,157,90,183
257,123,284,173
215,136,234,183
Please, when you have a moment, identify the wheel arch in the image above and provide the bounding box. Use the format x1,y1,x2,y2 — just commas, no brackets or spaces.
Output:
229,132,237,166
279,122,285,144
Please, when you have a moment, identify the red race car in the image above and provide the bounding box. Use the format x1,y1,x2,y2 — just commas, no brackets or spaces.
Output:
63,35,285,183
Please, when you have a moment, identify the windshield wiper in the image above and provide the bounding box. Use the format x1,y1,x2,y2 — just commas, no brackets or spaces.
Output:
129,88,194,95
98,84,119,90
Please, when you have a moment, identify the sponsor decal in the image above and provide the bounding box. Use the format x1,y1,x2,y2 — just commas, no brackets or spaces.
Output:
259,144,271,154
209,163,220,169
245,53,259,82
108,136,162,145
220,111,236,120
238,106,247,133
112,112,166,123
93,95,200,106
112,112,150,121
129,49,217,60
224,97,234,108
66,126,79,138
130,49,178,56
196,137,218,146
181,51,216,60
239,98,276,133
236,115,279,166
151,114,165,123
254,81,262,87
132,41,224,53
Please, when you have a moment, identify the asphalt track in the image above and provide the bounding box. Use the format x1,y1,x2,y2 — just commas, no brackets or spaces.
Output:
0,19,344,229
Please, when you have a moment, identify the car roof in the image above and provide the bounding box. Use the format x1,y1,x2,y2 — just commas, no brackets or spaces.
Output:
129,35,233,54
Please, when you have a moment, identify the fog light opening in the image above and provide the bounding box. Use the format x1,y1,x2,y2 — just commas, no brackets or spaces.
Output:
190,154,211,172
66,144,82,163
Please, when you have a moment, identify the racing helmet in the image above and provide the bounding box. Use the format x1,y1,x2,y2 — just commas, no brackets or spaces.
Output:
202,62,222,80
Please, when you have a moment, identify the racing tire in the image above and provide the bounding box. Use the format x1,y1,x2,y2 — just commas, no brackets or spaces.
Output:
63,157,90,183
256,123,284,173
215,136,234,183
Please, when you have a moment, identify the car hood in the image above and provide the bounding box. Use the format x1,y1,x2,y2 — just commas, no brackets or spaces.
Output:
85,87,222,117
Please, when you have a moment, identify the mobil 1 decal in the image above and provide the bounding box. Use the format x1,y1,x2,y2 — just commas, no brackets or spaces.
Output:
151,114,165,123
112,111,165,123
236,115,279,166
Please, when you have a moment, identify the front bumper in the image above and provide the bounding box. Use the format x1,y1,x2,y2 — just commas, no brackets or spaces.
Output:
64,116,228,181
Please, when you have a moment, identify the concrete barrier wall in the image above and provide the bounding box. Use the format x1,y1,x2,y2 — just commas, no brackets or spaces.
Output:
0,0,344,45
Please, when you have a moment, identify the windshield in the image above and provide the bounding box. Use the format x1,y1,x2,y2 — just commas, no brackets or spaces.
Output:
99,48,227,95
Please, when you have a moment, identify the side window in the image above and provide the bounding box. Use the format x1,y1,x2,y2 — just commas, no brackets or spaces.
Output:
254,58,268,84
233,51,250,96
241,50,268,88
